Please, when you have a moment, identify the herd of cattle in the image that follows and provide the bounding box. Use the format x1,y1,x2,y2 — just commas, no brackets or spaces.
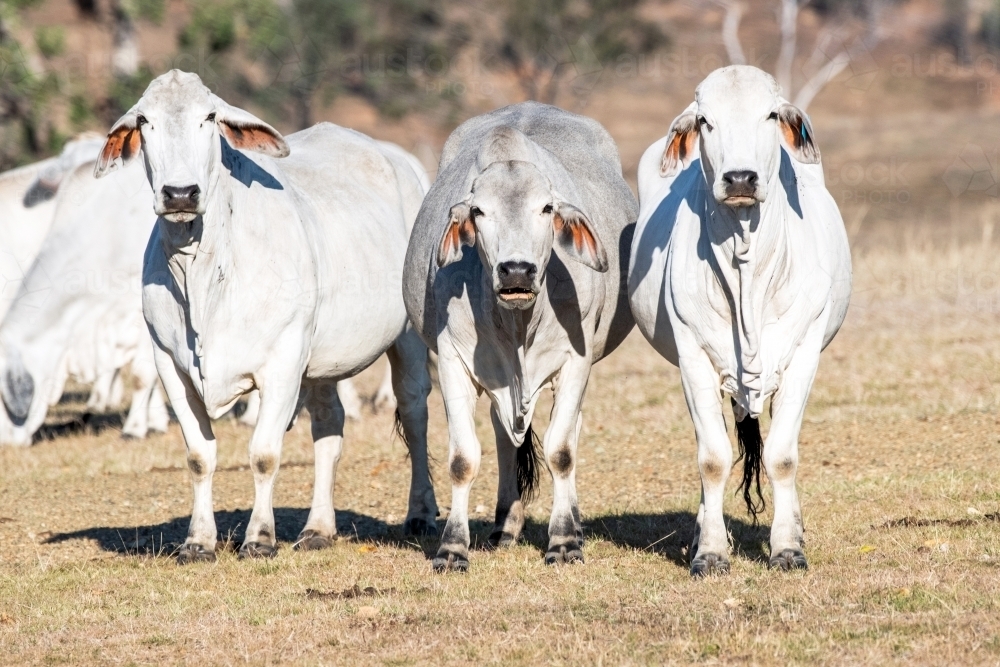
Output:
0,65,851,576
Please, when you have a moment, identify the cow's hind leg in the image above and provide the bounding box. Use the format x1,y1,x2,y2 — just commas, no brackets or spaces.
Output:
433,342,481,572
388,328,438,536
296,380,346,551
764,319,826,570
678,344,733,577
241,378,301,559
488,406,528,548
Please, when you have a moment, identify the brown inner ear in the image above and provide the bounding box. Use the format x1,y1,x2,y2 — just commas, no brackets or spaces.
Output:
440,217,475,261
660,124,697,176
100,126,141,167
553,212,598,257
221,123,282,154
780,112,813,153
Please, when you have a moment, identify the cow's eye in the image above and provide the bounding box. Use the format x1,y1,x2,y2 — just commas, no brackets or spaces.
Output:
206,112,216,122
136,114,147,127
542,204,553,214
768,111,779,120
697,116,712,131
469,206,482,218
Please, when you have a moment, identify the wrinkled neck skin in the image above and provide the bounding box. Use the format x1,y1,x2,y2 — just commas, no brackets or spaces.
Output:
156,153,231,364
701,157,791,419
473,260,556,444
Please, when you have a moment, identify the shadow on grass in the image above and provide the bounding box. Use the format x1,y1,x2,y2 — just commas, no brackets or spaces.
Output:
43,507,438,558
34,411,129,443
581,511,771,568
44,507,772,568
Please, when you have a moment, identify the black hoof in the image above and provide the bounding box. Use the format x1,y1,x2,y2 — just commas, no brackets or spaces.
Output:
121,432,138,441
403,517,438,537
239,541,278,559
544,540,584,565
432,547,469,573
176,543,216,565
295,530,334,551
769,548,808,571
690,552,730,578
488,530,516,549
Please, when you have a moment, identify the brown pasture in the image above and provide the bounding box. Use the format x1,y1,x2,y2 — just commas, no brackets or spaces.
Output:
1,245,999,665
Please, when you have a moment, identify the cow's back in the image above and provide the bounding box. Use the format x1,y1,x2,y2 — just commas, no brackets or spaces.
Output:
406,102,637,359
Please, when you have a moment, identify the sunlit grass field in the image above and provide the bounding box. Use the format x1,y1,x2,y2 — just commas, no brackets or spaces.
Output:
1,246,999,665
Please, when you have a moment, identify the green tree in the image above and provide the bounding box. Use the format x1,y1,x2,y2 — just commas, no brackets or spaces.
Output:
489,0,666,104
180,0,457,130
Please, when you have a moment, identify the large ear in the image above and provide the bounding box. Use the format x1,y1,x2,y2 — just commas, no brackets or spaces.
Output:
95,108,142,179
437,200,476,268
214,99,290,158
552,201,608,272
776,101,821,164
660,101,699,178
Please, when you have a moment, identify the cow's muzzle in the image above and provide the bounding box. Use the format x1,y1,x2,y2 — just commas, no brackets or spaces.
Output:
160,184,201,222
495,261,538,309
721,170,760,208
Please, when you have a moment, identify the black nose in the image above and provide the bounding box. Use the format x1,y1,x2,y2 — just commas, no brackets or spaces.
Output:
722,170,758,195
497,261,537,289
161,184,200,211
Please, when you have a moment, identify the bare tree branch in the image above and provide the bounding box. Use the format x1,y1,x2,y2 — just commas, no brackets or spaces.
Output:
715,0,747,65
792,50,849,110
775,0,799,95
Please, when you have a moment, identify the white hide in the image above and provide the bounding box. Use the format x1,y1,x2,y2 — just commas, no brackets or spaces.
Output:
97,71,436,561
628,66,852,575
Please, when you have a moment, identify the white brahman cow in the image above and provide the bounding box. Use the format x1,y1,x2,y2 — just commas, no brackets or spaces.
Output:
404,101,637,571
0,133,105,320
95,70,437,563
0,156,169,445
628,66,851,576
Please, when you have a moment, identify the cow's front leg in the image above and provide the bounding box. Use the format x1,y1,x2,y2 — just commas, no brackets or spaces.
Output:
241,379,301,559
387,327,437,536
678,344,733,577
489,406,525,548
152,346,218,564
765,319,825,570
543,363,591,565
433,344,481,573
296,380,346,551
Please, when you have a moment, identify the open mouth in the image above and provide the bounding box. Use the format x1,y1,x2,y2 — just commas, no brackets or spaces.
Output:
723,195,758,208
497,287,536,302
162,210,199,223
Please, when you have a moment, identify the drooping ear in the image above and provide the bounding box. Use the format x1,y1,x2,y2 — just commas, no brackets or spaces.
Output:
776,101,821,164
437,200,477,268
94,108,142,179
214,98,290,158
552,201,608,272
660,101,699,178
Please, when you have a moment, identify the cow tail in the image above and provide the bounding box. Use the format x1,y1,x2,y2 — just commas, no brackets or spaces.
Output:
734,413,766,524
394,409,435,484
517,424,541,504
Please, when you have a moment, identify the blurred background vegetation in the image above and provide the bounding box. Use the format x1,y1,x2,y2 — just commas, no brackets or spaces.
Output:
0,0,672,167
3,0,1000,251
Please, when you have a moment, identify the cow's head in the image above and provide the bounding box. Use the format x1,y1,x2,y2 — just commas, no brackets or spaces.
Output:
94,70,289,222
438,160,607,310
660,65,820,209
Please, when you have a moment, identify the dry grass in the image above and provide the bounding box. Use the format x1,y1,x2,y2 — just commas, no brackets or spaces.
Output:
1,245,1000,666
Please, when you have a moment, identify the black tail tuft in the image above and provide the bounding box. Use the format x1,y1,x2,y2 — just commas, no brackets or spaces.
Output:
393,409,435,483
734,411,765,524
392,409,406,450
516,424,541,504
